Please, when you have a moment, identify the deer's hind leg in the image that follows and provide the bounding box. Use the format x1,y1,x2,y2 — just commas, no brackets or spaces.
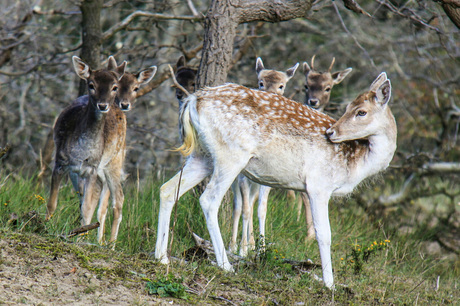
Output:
155,154,213,264
46,166,65,220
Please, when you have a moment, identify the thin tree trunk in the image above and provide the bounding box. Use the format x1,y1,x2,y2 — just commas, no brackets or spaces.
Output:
78,0,103,96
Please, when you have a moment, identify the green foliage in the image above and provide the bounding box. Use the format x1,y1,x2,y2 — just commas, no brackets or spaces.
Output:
341,239,391,274
145,274,188,300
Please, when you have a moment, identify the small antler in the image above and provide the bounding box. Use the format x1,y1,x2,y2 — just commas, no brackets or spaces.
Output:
328,57,336,72
311,55,316,71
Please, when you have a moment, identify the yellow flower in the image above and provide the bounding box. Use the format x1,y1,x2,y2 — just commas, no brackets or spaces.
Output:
374,241,377,245
340,257,344,260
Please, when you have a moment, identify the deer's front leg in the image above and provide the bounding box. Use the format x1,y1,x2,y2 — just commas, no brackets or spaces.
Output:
307,190,333,289
80,172,98,226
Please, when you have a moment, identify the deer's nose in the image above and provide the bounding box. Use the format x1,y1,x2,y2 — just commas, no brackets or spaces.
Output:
98,103,109,112
326,128,335,138
308,98,319,107
120,102,131,111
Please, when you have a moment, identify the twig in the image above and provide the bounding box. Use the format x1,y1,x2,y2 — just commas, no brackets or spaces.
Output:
102,11,204,41
62,222,100,239
168,64,190,97
331,1,377,70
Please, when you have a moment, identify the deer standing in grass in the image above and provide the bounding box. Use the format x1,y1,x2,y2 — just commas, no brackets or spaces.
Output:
293,55,353,238
155,72,397,288
46,56,156,243
230,57,299,256
77,58,157,242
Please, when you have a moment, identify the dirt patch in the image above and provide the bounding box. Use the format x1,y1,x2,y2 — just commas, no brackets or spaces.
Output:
0,235,176,305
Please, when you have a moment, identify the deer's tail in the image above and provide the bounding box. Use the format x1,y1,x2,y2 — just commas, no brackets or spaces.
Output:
174,95,198,157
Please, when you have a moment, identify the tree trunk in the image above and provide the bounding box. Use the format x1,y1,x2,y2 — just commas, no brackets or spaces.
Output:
78,0,103,96
196,0,313,88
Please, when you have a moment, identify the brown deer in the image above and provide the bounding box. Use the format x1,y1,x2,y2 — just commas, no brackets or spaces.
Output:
46,56,128,244
230,57,298,256
303,55,352,111
155,72,397,288
80,58,157,242
174,56,197,105
38,59,157,185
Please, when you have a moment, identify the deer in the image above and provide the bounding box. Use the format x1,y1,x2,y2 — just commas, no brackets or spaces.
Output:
303,55,352,111
37,59,157,186
46,56,137,244
75,57,157,242
155,72,397,289
230,57,299,256
174,56,197,106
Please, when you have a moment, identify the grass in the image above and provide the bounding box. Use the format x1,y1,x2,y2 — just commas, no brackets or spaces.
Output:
0,169,459,304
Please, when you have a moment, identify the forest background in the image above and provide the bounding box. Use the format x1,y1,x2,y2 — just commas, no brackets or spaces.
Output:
0,0,459,300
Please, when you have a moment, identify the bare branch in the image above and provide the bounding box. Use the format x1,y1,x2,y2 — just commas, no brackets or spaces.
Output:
332,1,377,70
375,0,442,33
423,162,460,173
341,0,371,17
186,0,200,17
101,11,204,42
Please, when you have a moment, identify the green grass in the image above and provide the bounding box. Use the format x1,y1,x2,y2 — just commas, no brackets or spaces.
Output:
0,169,459,304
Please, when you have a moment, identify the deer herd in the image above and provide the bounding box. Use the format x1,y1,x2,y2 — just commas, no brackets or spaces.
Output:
44,54,397,289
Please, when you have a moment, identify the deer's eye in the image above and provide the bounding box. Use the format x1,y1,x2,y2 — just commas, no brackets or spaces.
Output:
357,110,367,117
325,87,331,93
88,83,95,90
112,85,118,92
259,81,264,88
133,87,139,92
304,85,309,91
279,85,284,90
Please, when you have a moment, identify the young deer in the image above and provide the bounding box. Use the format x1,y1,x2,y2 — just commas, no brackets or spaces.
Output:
77,58,157,241
46,56,128,243
174,56,197,105
37,59,157,185
230,57,299,256
303,55,352,111
155,72,397,288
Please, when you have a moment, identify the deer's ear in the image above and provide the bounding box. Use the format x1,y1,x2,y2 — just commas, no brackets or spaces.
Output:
286,63,299,79
303,62,311,74
375,79,391,106
107,56,118,70
176,56,186,71
370,72,388,92
137,66,157,85
115,61,127,80
332,68,352,85
256,57,264,74
72,56,91,80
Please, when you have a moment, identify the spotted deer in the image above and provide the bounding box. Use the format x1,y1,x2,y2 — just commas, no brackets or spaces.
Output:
155,73,397,288
230,57,299,256
46,56,128,244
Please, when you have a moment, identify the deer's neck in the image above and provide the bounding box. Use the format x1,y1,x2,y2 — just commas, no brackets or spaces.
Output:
349,111,397,186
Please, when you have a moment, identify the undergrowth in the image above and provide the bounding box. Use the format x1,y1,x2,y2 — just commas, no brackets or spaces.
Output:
0,170,458,304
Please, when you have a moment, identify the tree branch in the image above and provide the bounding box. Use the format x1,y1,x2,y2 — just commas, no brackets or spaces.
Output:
101,11,204,42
